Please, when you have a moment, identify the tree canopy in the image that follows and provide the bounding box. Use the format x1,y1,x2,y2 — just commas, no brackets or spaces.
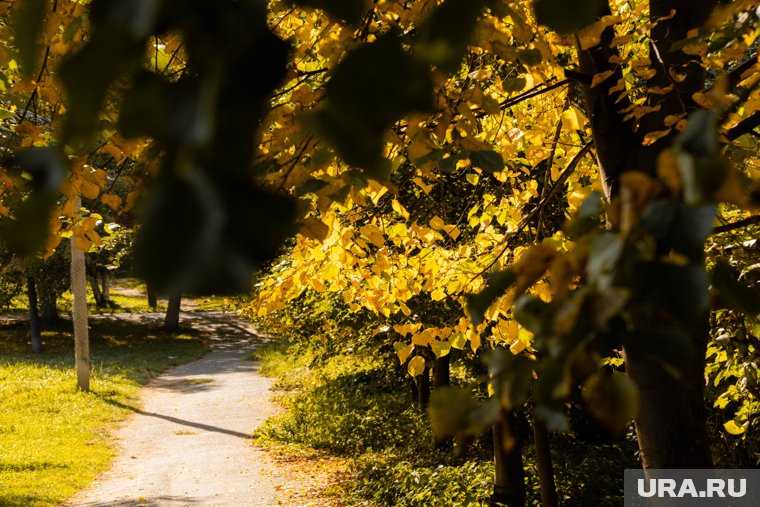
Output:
1,0,760,494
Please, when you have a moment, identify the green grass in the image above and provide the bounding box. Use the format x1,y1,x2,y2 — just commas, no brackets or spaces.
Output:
1,278,230,317
0,319,206,506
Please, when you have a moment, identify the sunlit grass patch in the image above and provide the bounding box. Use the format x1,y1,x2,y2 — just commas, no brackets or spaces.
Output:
0,319,206,507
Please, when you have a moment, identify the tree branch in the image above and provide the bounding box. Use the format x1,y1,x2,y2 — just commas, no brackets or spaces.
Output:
726,110,760,141
713,215,760,234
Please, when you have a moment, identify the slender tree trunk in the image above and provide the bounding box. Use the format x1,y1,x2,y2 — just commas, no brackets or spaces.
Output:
491,408,525,507
416,366,430,408
39,288,60,324
163,292,182,330
71,213,90,392
101,270,111,306
147,283,158,309
89,274,104,307
27,277,42,354
433,355,450,388
533,418,558,507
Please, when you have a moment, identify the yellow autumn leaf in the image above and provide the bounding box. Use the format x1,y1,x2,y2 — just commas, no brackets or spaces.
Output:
590,70,615,88
429,216,445,230
430,288,446,301
359,224,385,248
100,193,122,211
80,179,100,200
394,342,414,364
509,339,527,355
468,329,481,353
560,108,582,131
301,217,330,242
407,356,426,377
391,199,410,219
723,420,745,436
431,339,451,358
394,323,422,336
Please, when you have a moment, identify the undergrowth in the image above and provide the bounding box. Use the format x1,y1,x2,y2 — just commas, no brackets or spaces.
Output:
251,339,637,506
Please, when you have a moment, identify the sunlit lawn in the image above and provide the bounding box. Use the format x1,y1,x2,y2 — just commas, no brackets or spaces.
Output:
0,318,206,506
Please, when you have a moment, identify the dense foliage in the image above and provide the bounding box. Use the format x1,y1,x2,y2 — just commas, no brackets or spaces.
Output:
1,0,759,504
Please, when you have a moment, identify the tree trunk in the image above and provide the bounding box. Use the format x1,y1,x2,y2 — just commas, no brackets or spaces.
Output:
574,0,716,469
433,355,450,388
89,274,104,307
71,216,91,392
491,408,525,507
163,292,182,330
27,277,42,354
101,270,111,306
39,287,60,324
533,418,558,507
416,366,430,408
147,283,158,309
627,316,713,468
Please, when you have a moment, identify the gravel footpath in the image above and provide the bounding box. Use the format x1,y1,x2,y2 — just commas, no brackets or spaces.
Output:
63,312,305,507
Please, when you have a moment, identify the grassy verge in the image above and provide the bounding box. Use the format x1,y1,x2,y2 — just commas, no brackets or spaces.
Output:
0,318,206,507
251,341,638,506
2,278,230,316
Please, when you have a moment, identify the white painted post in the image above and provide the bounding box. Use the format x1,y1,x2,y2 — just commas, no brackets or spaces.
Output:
70,197,90,391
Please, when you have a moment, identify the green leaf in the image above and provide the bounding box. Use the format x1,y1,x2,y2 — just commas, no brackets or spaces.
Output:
468,150,504,173
533,0,604,34
534,405,570,432
290,0,370,25
587,232,624,289
465,270,516,326
566,191,602,239
582,371,639,436
295,179,330,197
517,49,542,66
640,201,715,261
674,111,731,206
312,33,433,175
428,386,480,440
710,257,760,318
0,148,65,256
12,0,47,79
415,0,487,73
498,357,533,411
502,77,527,93
513,294,552,335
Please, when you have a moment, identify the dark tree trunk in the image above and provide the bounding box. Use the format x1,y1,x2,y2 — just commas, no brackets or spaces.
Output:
491,408,525,507
416,366,430,408
627,314,713,468
101,270,111,306
573,0,717,469
163,292,182,330
433,355,450,388
39,286,60,324
27,277,42,354
89,274,104,307
533,418,558,507
147,283,158,309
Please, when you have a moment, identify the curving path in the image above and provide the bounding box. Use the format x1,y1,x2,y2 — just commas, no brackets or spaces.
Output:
64,312,297,507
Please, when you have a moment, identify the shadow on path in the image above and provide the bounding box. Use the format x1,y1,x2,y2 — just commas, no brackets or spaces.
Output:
75,496,205,506
97,396,252,440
